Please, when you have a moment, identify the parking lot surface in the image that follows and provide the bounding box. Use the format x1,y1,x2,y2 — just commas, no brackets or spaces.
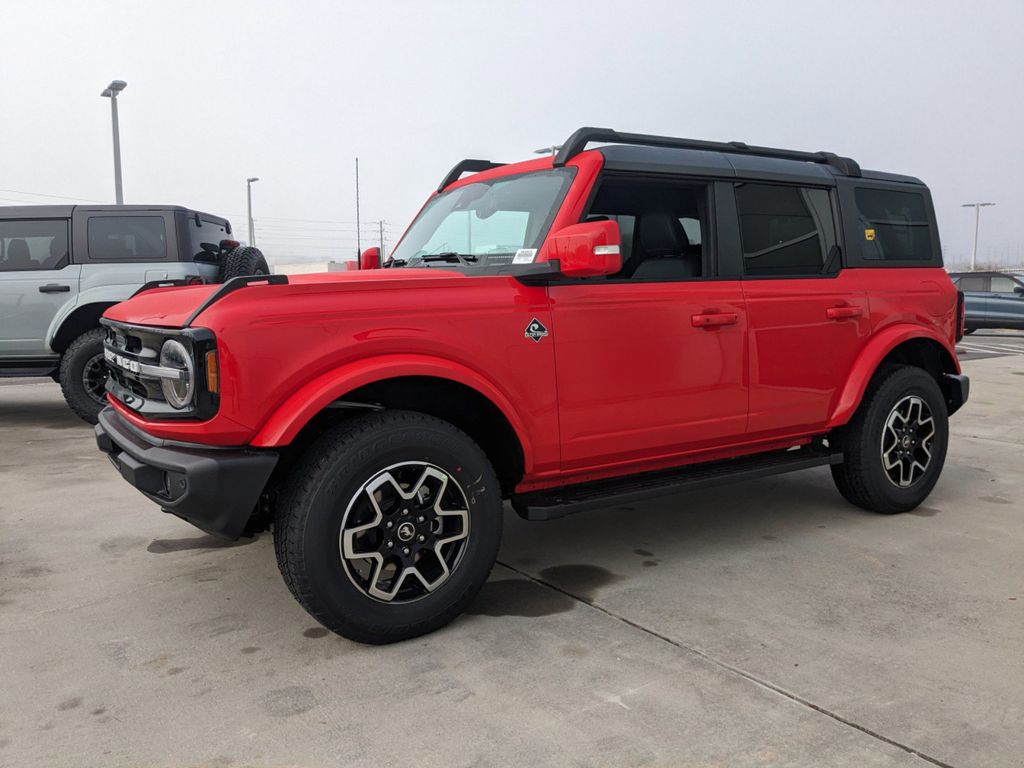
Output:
1,352,1022,768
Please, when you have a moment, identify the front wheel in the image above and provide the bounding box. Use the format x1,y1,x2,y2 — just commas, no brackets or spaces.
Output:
273,411,503,644
58,328,108,424
831,365,949,514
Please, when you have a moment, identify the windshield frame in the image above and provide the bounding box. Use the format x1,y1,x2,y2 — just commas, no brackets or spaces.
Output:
388,167,577,271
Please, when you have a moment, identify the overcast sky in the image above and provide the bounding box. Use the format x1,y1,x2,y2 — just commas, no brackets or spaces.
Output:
3,0,1021,266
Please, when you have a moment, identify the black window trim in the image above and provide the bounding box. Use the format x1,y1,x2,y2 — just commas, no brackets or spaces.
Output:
0,217,71,272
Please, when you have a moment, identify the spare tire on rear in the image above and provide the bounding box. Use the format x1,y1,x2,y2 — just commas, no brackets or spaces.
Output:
220,246,270,281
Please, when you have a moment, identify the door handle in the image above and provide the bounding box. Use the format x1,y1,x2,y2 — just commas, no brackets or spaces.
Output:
39,284,71,294
826,305,862,320
692,312,739,328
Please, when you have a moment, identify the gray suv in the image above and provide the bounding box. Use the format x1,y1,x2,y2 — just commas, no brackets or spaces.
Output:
949,271,1024,333
0,205,268,422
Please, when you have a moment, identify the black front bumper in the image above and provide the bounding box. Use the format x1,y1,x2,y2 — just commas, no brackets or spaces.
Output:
95,407,278,540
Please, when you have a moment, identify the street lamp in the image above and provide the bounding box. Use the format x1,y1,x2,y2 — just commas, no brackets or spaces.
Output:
246,177,260,246
99,80,128,204
961,202,995,271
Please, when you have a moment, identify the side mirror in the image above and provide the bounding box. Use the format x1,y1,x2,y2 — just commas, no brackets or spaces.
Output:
1014,285,1024,296
544,220,621,278
359,246,381,270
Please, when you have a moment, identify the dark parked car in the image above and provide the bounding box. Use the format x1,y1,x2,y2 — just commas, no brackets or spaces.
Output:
949,271,1024,333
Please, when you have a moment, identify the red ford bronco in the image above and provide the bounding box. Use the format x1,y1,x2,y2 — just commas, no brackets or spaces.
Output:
95,128,969,643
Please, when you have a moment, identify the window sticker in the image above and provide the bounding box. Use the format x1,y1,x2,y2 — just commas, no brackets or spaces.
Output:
864,228,876,241
513,248,537,264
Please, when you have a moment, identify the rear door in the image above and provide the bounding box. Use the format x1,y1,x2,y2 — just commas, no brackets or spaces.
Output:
73,210,179,294
730,182,871,436
548,174,748,474
0,218,80,357
986,274,1024,330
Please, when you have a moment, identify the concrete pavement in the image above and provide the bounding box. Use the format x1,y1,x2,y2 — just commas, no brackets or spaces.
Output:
1,355,1021,767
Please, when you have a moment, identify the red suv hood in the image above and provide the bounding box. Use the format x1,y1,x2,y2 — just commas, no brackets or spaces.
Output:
103,269,466,328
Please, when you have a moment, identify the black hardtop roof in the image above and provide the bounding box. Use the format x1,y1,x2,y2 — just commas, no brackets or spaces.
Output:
0,204,230,224
554,127,924,187
596,144,924,187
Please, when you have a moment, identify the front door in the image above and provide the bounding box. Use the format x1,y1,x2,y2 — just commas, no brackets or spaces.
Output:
0,218,80,357
548,175,748,474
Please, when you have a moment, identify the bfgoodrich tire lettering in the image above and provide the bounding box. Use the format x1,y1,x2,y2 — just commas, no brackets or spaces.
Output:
831,365,949,514
273,410,502,644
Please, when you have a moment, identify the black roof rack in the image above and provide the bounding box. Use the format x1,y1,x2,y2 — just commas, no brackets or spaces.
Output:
553,127,861,177
437,160,506,192
183,273,288,328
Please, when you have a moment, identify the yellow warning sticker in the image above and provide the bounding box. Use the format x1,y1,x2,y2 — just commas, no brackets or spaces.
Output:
865,228,876,241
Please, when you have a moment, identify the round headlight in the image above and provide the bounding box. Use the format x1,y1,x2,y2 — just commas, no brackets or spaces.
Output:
159,339,194,409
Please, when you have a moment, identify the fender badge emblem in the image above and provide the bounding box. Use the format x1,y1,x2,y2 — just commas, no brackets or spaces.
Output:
525,318,548,343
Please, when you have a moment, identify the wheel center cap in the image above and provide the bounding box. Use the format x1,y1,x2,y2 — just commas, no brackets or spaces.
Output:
902,435,912,448
396,522,416,543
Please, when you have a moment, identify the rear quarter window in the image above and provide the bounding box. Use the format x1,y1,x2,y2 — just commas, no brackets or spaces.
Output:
854,188,934,262
88,216,167,261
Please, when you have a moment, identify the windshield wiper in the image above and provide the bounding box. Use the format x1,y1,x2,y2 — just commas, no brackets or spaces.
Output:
418,252,478,264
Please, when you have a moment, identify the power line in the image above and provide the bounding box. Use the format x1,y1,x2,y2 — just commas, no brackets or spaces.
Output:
0,187,106,203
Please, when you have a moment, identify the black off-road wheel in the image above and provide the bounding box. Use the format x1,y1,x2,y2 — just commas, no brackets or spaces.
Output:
831,365,949,514
220,246,269,281
273,410,503,644
58,328,108,425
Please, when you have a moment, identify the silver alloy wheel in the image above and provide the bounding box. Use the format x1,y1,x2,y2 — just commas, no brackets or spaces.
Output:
881,395,935,488
82,353,108,406
339,462,470,603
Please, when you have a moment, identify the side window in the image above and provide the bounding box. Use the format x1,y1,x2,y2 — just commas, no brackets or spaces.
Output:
735,184,836,277
586,177,708,280
989,275,1017,294
189,217,228,259
0,219,69,272
88,216,167,261
854,188,933,261
958,275,989,292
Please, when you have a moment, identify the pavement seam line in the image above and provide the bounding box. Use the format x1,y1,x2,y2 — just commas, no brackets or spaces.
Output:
497,560,958,768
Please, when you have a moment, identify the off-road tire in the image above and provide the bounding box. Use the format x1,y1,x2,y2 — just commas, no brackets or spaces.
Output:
831,365,948,514
273,410,503,644
59,328,107,424
220,246,269,281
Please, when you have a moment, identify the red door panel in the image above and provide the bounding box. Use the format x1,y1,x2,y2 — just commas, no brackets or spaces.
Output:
743,273,870,436
548,281,748,473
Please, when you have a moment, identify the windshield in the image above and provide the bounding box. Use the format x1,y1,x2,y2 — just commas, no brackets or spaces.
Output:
389,168,575,268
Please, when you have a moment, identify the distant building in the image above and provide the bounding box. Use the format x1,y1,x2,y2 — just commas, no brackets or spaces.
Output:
272,260,357,275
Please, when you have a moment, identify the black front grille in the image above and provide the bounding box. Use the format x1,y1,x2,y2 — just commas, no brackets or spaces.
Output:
100,319,219,420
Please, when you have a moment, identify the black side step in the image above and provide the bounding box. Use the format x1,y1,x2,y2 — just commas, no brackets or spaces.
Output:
512,448,843,521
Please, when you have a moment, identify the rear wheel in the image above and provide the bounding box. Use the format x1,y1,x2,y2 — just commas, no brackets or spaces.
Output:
220,246,269,281
831,366,948,513
58,328,107,424
273,410,502,644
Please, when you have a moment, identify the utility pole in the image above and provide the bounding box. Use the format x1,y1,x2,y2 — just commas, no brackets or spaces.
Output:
246,177,259,245
378,219,385,257
355,157,362,255
961,202,995,271
100,80,128,204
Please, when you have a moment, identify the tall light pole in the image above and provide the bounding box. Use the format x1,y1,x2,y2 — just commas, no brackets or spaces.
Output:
246,177,259,245
961,202,995,271
100,80,128,204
